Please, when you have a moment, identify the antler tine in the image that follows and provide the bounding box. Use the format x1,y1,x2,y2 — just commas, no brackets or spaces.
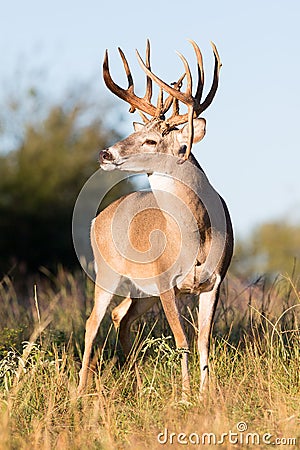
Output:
176,51,193,99
156,88,164,117
103,48,157,117
144,39,153,103
185,104,195,161
198,41,222,114
118,47,134,93
118,47,135,112
162,73,186,117
167,41,221,127
188,39,204,103
136,49,191,106
172,97,180,117
178,41,221,161
138,111,150,124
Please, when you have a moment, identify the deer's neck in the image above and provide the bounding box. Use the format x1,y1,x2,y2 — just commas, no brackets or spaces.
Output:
147,154,206,212
147,170,202,236
148,172,176,194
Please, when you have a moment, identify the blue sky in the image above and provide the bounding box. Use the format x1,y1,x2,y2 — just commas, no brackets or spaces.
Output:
1,0,300,238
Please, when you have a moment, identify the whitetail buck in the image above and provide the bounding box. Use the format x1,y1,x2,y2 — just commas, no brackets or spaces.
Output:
78,40,233,400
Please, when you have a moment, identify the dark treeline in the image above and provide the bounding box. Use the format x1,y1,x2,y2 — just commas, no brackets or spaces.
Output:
0,85,135,275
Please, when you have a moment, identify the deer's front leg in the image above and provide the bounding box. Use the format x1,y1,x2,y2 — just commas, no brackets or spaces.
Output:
78,284,114,394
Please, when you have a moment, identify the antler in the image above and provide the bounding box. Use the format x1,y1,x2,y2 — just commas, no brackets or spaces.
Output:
136,40,222,159
103,40,157,118
103,39,185,124
103,40,221,160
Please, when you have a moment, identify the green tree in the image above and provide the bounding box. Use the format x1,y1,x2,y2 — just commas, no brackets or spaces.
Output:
232,221,300,280
0,91,124,274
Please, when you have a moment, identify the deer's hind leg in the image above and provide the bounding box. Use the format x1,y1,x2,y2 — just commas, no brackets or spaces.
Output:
115,297,158,357
160,289,190,401
112,296,158,390
198,274,221,397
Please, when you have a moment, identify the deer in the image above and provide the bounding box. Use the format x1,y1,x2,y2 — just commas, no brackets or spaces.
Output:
78,39,234,401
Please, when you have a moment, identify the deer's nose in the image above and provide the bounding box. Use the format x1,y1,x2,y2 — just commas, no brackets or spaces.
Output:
99,149,114,163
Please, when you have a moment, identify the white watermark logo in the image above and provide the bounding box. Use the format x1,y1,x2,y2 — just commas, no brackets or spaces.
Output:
157,422,297,446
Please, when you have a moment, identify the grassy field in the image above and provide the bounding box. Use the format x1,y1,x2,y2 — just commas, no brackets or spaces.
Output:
0,269,299,449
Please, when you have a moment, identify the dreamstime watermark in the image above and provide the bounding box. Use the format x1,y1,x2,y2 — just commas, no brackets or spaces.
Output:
72,153,229,297
157,421,297,446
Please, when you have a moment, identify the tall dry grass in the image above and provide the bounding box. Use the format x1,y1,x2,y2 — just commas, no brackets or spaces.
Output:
0,269,299,449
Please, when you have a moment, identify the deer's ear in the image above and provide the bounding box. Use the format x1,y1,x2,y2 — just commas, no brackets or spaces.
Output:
180,118,206,143
133,122,145,132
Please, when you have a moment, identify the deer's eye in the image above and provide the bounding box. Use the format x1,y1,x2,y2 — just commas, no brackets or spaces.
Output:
144,139,157,146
